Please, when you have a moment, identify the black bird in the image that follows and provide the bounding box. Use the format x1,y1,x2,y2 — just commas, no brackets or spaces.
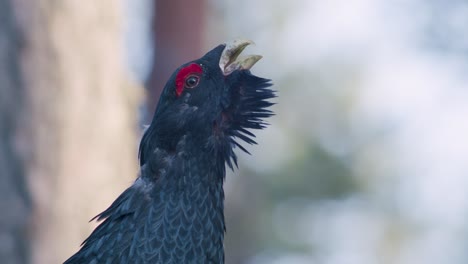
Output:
64,40,275,264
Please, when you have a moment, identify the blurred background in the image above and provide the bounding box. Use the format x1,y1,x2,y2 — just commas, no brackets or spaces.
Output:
1,0,468,263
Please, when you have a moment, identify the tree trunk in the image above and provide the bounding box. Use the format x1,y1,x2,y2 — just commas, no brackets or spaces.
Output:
0,0,30,263
12,0,141,263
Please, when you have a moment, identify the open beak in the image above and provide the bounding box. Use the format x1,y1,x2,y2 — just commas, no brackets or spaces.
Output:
219,39,263,75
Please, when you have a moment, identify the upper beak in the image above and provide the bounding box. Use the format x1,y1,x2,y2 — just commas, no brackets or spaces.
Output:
219,39,263,75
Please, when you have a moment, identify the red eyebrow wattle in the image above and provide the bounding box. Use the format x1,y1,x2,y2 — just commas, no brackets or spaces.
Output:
175,63,203,97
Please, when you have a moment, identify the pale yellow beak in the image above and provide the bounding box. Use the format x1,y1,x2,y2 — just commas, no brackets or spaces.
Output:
219,39,263,75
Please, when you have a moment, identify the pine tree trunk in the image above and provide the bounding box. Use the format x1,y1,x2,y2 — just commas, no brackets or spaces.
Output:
0,0,30,263
12,0,141,263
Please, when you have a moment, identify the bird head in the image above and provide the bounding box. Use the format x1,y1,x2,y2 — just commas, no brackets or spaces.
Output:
140,40,275,169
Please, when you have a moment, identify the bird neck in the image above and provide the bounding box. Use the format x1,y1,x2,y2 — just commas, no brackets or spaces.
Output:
144,131,227,184
139,137,227,263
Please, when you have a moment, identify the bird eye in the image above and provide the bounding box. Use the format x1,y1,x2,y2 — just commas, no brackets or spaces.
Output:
185,75,200,88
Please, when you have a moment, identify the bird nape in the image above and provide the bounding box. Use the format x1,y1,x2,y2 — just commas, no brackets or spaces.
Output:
64,40,275,264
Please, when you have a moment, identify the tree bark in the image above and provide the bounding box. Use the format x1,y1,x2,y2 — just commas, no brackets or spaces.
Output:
11,0,141,263
0,0,30,263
